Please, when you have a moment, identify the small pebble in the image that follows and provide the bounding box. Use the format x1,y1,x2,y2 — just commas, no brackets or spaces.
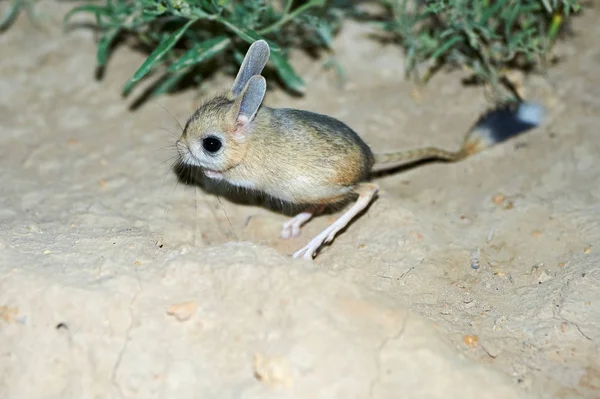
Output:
166,301,198,322
470,249,481,270
463,335,479,346
0,306,19,323
253,353,294,387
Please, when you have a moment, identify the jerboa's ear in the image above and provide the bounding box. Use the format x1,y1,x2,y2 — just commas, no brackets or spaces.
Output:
233,75,267,135
231,40,270,97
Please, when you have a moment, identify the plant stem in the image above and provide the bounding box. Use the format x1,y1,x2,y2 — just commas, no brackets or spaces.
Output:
258,1,321,35
283,0,294,15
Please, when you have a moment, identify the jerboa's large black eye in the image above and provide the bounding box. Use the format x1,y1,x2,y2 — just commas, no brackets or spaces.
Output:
202,136,222,153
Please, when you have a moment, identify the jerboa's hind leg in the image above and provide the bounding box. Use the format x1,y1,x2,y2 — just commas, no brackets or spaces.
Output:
292,183,379,260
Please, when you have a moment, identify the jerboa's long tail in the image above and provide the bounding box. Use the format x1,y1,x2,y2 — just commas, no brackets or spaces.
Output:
372,101,546,172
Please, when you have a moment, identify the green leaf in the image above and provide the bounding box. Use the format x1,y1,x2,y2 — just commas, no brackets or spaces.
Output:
0,0,22,32
431,36,462,60
270,51,305,94
168,36,230,72
479,0,505,26
503,3,520,38
63,5,112,25
547,13,563,42
314,20,334,48
218,18,281,52
143,3,168,16
123,18,197,94
97,28,120,67
188,8,210,19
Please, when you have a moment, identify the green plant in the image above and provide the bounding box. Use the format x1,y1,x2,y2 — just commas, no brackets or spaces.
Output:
377,0,582,101
64,0,352,97
54,0,583,103
1,0,39,32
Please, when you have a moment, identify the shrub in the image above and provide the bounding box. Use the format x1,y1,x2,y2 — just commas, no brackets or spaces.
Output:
64,0,352,97
377,0,582,100
3,0,583,102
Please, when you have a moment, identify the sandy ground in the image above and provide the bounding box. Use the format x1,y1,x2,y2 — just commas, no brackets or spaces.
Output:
1,2,599,398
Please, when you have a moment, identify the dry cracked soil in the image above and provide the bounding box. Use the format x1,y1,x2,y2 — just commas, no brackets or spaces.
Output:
1,2,599,399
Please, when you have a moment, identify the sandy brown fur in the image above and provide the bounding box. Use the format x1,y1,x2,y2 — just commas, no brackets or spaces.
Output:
185,95,234,130
372,146,467,172
181,93,375,205
234,107,374,204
